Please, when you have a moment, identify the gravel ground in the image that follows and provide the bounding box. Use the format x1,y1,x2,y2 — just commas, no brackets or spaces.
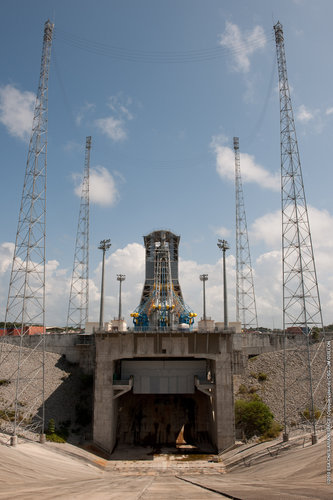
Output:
0,342,92,443
235,340,329,429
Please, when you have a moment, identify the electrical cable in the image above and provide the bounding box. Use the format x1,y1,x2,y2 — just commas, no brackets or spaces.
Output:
54,27,273,64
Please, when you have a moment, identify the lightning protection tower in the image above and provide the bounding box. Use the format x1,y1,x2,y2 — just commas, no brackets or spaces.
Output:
234,137,258,331
0,20,54,442
274,21,328,446
66,136,91,333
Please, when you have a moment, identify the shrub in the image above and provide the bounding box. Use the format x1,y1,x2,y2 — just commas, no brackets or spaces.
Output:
238,384,248,395
259,420,283,441
0,379,10,386
46,433,66,443
258,372,267,382
301,407,321,421
47,418,55,434
235,398,274,439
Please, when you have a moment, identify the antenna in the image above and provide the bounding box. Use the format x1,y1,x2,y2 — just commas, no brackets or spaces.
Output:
0,20,54,442
234,137,258,331
66,136,91,333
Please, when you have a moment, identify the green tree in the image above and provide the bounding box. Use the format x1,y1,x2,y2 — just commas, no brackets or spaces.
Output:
235,398,273,439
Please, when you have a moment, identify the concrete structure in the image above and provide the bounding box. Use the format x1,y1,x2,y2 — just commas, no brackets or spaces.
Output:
92,328,332,456
93,329,237,455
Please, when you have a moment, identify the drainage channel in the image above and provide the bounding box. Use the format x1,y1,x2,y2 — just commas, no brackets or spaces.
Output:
175,476,243,500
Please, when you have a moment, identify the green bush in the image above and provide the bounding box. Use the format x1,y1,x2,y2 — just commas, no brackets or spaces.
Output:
235,398,274,439
0,379,10,386
46,432,66,443
258,372,268,382
259,420,283,441
301,407,321,421
47,418,55,434
238,384,248,394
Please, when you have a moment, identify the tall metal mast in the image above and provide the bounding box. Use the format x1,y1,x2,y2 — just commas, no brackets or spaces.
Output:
0,20,54,441
234,137,258,330
66,136,91,333
274,21,326,444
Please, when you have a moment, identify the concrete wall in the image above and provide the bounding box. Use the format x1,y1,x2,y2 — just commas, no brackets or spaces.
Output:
93,331,237,454
1,334,95,373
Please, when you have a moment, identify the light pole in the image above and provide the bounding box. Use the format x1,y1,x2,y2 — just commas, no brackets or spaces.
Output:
199,274,208,323
117,274,126,320
217,239,230,329
98,239,111,330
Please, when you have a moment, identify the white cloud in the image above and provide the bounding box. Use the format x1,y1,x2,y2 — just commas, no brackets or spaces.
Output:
95,116,127,142
0,242,14,274
297,104,313,123
108,94,133,121
0,84,35,141
326,107,333,116
251,206,333,250
251,210,281,247
211,136,280,191
212,226,232,238
219,22,266,73
73,166,120,207
76,102,95,126
95,93,134,142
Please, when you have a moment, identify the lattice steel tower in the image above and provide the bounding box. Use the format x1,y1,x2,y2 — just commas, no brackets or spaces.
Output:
234,137,258,331
274,21,326,443
66,136,91,333
0,20,54,441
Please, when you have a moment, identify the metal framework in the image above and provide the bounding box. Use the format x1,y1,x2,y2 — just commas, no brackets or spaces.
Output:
66,136,91,333
0,20,54,441
132,230,196,330
274,21,327,445
234,137,258,331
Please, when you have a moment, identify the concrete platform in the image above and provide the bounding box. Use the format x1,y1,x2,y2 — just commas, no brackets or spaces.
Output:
0,434,332,499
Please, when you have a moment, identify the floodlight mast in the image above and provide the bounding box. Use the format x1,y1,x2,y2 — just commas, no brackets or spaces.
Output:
98,239,111,330
217,239,229,329
117,274,126,320
199,274,208,323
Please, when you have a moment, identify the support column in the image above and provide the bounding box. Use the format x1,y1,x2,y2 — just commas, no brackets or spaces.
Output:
93,339,118,454
213,353,235,451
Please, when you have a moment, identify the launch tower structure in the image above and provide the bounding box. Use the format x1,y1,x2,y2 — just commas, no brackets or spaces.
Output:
131,230,196,330
234,137,258,331
274,21,327,445
0,20,54,441
66,136,91,333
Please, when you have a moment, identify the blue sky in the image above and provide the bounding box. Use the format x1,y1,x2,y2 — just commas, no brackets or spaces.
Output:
1,0,333,328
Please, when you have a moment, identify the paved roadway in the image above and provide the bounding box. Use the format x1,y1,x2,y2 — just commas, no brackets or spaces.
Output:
0,437,332,499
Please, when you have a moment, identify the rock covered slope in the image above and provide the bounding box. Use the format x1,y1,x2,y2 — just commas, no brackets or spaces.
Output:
0,343,93,441
235,341,329,427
